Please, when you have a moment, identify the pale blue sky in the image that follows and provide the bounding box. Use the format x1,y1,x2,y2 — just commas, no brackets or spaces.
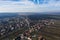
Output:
0,0,60,12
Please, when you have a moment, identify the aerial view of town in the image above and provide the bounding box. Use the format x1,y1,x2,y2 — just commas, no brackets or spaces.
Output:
0,0,60,40
0,13,60,40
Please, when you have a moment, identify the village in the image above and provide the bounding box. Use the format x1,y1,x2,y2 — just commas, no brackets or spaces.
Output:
0,15,55,40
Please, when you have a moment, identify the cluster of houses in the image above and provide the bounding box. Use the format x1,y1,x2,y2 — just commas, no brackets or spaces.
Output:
0,16,29,36
14,19,55,40
14,22,46,40
14,30,46,40
0,15,55,40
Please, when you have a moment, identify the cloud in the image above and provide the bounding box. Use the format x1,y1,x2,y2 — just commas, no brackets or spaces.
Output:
0,0,60,13
0,0,20,1
0,1,38,12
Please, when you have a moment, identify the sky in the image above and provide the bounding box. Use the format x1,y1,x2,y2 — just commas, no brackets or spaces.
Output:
0,0,60,13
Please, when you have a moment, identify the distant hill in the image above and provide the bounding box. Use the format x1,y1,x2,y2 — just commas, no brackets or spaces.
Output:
0,13,18,18
0,12,60,19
